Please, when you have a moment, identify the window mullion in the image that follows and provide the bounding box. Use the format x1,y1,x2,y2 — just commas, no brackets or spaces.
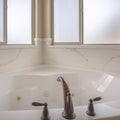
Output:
3,0,7,44
31,0,35,45
79,0,83,44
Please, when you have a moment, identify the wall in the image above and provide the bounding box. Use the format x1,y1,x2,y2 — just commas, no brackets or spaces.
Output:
0,0,44,73
45,44,120,74
0,43,42,73
1,0,120,74
43,0,120,74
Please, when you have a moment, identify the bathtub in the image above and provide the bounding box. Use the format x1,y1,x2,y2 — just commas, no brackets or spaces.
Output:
0,66,120,120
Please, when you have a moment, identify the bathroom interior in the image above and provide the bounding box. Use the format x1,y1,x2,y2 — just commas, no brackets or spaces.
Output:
0,0,120,120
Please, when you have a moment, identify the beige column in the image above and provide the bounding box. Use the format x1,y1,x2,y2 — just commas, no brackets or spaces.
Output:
43,0,52,38
35,0,52,38
35,0,44,38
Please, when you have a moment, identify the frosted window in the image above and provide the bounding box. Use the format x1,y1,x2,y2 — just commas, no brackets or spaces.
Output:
7,0,32,44
84,0,120,44
0,0,3,42
54,0,79,42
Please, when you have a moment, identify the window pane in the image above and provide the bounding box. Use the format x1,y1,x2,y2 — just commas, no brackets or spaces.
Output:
84,0,120,44
0,0,3,42
7,0,32,44
54,0,79,42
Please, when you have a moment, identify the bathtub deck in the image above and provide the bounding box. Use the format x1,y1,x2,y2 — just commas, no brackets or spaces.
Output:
22,66,82,75
0,101,120,120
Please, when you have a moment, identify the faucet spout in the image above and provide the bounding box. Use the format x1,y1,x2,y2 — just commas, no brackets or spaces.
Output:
57,76,76,119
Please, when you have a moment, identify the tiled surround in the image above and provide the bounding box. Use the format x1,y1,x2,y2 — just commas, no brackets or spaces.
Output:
0,39,43,73
44,39,120,74
1,38,120,74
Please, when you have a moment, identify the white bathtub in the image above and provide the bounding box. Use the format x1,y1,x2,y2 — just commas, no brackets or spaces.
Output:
0,66,120,120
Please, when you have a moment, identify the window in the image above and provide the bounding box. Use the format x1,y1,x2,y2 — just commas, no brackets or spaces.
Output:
0,0,34,45
84,0,120,44
53,0,80,44
53,0,120,45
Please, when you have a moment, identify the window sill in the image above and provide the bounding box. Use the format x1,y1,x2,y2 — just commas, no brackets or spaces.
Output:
0,44,38,49
48,44,120,49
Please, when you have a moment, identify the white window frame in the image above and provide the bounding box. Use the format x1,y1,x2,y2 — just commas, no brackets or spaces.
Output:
1,0,35,45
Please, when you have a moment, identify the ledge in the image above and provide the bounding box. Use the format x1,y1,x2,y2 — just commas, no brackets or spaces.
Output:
0,44,39,49
0,100,120,120
48,44,120,49
0,38,43,49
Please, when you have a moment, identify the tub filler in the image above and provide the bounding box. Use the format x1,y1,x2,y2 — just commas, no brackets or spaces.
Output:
0,66,120,120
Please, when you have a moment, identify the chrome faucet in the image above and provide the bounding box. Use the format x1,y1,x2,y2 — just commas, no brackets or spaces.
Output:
57,76,76,119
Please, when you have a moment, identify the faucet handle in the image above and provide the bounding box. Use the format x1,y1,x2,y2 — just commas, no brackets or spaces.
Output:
86,97,102,116
93,97,102,102
32,102,45,106
32,102,50,120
